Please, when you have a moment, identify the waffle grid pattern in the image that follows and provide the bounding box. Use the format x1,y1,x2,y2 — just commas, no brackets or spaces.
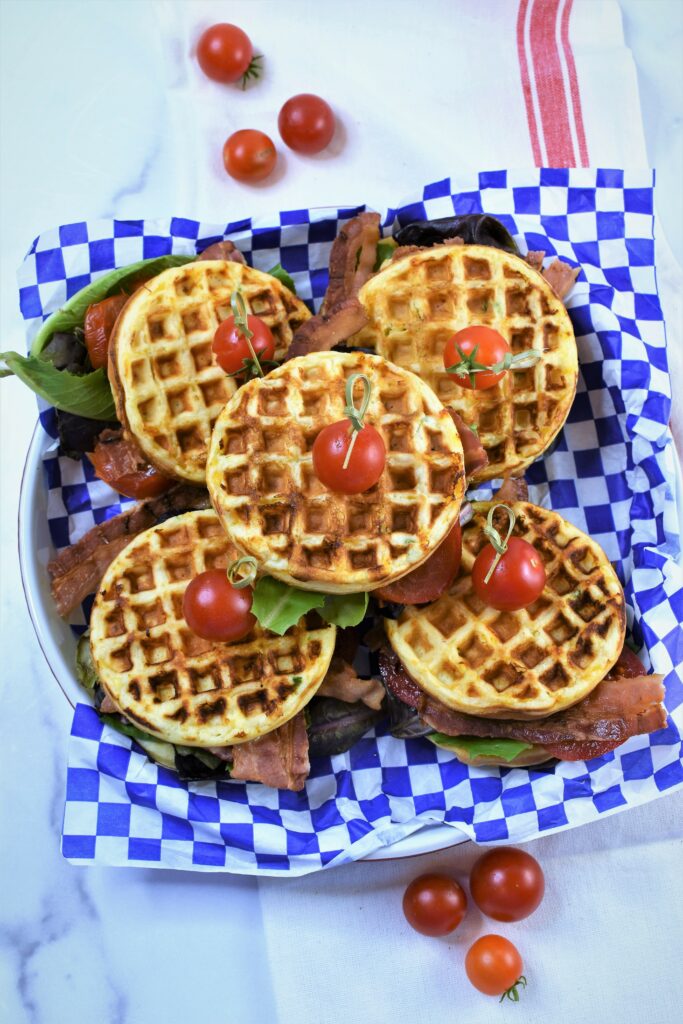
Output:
358,245,577,480
16,170,683,874
112,261,310,483
207,352,465,593
90,510,336,746
387,502,625,717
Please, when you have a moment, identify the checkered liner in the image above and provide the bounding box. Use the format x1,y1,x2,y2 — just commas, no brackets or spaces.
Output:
19,170,683,875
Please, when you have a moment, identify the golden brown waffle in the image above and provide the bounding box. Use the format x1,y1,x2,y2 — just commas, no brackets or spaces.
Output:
89,510,335,746
207,351,466,594
109,261,311,484
386,502,625,718
355,245,578,480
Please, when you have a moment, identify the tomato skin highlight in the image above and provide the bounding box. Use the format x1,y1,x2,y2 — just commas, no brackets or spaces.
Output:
470,848,545,922
196,23,253,83
223,130,277,183
465,935,524,997
375,523,462,605
278,94,335,154
114,467,173,500
183,570,256,642
312,421,385,495
84,294,128,369
212,315,275,374
402,874,468,936
88,431,173,499
472,536,546,611
443,325,510,390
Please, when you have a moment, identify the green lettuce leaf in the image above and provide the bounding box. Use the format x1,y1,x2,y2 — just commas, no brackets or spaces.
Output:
0,350,116,419
374,238,397,271
428,733,534,762
251,576,325,635
75,632,98,693
320,591,369,628
100,714,177,770
31,253,194,356
267,262,297,294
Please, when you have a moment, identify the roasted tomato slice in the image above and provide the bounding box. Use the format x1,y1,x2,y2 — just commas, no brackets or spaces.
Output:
83,294,128,369
88,429,172,499
605,645,644,680
375,523,462,605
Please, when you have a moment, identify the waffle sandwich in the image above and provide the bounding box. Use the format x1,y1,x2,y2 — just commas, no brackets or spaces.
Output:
386,501,626,720
89,509,336,747
354,245,578,480
109,260,311,484
207,351,466,594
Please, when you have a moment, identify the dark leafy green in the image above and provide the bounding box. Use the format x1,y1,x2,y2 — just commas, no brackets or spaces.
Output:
42,332,88,374
307,697,383,758
267,263,297,294
0,351,116,420
57,409,119,459
394,214,520,255
384,686,432,739
428,733,534,761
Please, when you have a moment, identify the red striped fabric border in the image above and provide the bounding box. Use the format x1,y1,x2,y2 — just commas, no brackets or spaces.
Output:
516,0,589,167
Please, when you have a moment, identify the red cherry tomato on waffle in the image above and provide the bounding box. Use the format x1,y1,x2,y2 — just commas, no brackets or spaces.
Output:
196,24,258,85
402,874,467,936
212,315,275,375
472,536,546,611
443,325,510,390
183,570,255,643
223,130,277,183
470,848,545,922
278,94,335,154
375,523,462,605
312,420,386,494
465,935,525,998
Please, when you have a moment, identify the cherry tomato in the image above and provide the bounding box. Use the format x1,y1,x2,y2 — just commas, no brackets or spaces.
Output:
84,294,128,369
470,848,545,922
472,536,546,611
376,523,462,605
402,874,467,936
278,94,335,154
443,326,510,390
212,315,275,374
223,130,277,183
312,421,385,494
196,24,256,85
183,570,255,643
465,935,524,998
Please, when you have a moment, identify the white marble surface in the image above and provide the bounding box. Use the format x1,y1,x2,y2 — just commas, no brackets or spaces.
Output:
1,2,682,1022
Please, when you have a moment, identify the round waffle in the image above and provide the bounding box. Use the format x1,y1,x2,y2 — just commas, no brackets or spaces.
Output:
109,260,311,484
90,510,335,746
386,501,625,718
207,351,466,594
355,245,578,481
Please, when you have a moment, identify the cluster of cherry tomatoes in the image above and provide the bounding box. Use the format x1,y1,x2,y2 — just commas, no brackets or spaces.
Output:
196,23,336,183
403,848,545,999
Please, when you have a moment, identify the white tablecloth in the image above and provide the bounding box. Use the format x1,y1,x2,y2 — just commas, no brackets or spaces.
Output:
1,2,682,1022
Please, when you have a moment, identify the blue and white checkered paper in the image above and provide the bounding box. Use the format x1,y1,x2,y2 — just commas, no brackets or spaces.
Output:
19,170,683,874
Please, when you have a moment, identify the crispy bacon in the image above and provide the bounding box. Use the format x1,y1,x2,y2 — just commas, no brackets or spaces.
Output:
285,297,368,360
318,658,385,710
99,693,118,714
447,410,488,479
493,477,529,502
196,240,246,264
542,258,580,301
48,484,210,616
323,212,381,311
230,714,310,791
525,250,545,272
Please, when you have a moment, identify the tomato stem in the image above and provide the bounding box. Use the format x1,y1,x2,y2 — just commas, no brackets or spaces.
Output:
227,556,258,590
446,343,541,382
240,54,263,90
230,290,264,377
341,373,372,470
482,503,517,585
499,975,527,1003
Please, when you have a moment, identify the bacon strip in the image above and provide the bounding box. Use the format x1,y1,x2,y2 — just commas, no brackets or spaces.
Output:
48,484,210,616
447,410,488,479
285,297,368,360
318,658,385,710
323,212,381,311
493,477,529,503
196,240,246,264
542,258,579,300
525,250,545,272
230,714,310,791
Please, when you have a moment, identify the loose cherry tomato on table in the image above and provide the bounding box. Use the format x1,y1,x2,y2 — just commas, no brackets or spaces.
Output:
196,23,261,87
472,504,546,612
465,935,526,1000
402,873,467,936
213,290,275,377
83,294,128,369
443,325,539,391
88,430,172,499
223,130,277,183
470,848,545,922
278,94,335,154
375,522,462,605
312,374,386,495
183,559,257,643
